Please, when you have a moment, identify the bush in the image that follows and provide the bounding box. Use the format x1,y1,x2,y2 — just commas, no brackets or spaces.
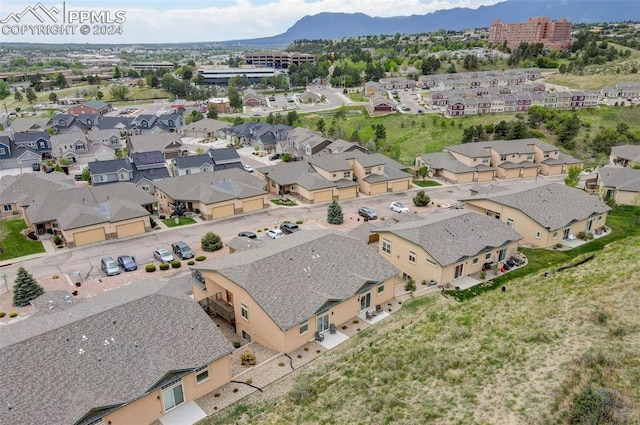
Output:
232,340,241,349
159,215,166,219
0,312,5,318
187,260,195,265
171,260,181,268
413,189,431,207
295,220,304,225
404,277,416,292
288,377,317,405
145,264,156,272
9,312,17,318
195,255,206,261
571,385,621,425
201,231,223,252
52,234,62,246
240,348,257,366
159,263,170,270
577,231,594,241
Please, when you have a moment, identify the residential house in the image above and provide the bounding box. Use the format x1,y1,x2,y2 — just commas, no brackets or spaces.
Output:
0,278,233,425
23,182,155,247
556,91,572,109
67,100,112,116
128,133,187,159
181,118,230,139
172,153,215,176
88,158,134,185
221,123,293,151
321,139,367,155
130,151,171,193
463,183,611,248
52,113,100,134
610,144,640,167
208,147,244,171
369,94,397,115
379,77,416,90
597,167,640,205
0,173,75,218
370,209,522,286
87,129,123,149
192,230,399,352
50,133,89,163
8,117,52,133
445,97,465,117
0,130,52,170
464,97,478,116
416,152,495,184
278,127,332,158
154,113,185,133
363,81,384,97
154,168,268,219
242,90,265,107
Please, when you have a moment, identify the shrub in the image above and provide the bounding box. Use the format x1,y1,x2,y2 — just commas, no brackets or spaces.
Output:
145,264,156,272
159,215,166,219
159,263,170,270
571,385,621,425
413,190,431,207
195,255,206,261
201,231,223,252
9,312,18,318
240,348,257,366
0,312,5,318
577,231,594,241
232,341,241,349
171,260,181,268
288,377,317,405
404,277,416,292
52,234,62,246
295,220,304,225
187,260,195,265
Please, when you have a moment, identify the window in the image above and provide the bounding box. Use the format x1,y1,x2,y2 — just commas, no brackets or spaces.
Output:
141,185,150,192
408,251,416,263
507,218,514,228
365,168,372,175
185,169,191,175
162,382,184,412
553,231,558,239
332,173,337,178
402,272,412,282
290,185,296,190
343,171,351,178
195,366,209,384
598,215,603,222
118,172,128,181
0,148,6,154
473,257,479,265
241,303,249,320
241,330,251,342
96,175,106,183
535,232,541,239
382,239,391,254
377,283,385,294
202,166,210,172
500,155,506,161
485,252,491,260
426,258,437,266
3,204,12,212
495,213,501,220
299,321,309,335
168,119,174,127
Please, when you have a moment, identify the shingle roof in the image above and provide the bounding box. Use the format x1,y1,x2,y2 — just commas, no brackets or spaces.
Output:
0,277,233,425
173,153,214,169
465,183,611,231
419,152,479,173
8,117,51,133
195,230,399,331
209,147,241,164
0,173,75,206
88,158,133,175
598,167,640,192
183,118,230,133
373,209,523,267
610,144,640,162
131,150,165,166
128,133,181,153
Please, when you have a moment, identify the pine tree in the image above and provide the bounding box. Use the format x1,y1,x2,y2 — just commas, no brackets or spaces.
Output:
12,266,44,307
327,200,344,225
413,190,431,207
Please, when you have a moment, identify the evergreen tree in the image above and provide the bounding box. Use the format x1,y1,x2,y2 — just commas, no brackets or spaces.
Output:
413,190,431,207
327,200,344,224
12,266,44,307
201,232,222,252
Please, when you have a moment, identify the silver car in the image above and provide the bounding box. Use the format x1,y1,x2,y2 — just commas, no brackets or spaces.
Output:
153,248,175,263
101,257,120,276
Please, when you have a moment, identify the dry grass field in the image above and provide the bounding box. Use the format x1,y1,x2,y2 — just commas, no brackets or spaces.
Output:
201,234,640,425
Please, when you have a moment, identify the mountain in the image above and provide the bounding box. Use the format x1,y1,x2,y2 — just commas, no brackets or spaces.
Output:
223,0,640,46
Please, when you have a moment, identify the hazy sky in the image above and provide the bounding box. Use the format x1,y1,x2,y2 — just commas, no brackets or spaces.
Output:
0,0,500,44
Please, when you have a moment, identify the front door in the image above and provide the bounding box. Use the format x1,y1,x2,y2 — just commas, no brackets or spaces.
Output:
587,219,593,231
317,312,330,333
563,228,571,240
359,292,371,311
454,263,464,278
498,248,507,262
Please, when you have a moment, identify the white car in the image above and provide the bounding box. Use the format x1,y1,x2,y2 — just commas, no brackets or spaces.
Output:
153,248,175,263
243,164,254,173
390,201,410,213
266,228,283,239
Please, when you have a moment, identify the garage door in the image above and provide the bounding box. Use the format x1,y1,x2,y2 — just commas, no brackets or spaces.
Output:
211,204,235,219
392,180,409,192
369,183,387,195
116,220,146,238
338,187,357,200
73,228,106,246
313,189,333,203
242,198,264,213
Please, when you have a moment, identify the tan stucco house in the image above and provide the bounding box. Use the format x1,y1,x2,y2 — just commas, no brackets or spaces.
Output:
597,167,640,205
463,183,611,248
192,230,399,353
370,210,523,287
23,182,155,247
609,144,640,168
0,278,233,425
0,172,75,218
154,168,268,220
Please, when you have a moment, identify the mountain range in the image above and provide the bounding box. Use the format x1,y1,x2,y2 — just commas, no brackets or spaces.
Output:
224,0,640,46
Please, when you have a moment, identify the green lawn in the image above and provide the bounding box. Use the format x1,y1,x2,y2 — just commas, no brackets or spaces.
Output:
0,218,45,261
412,179,441,187
271,198,298,206
162,217,197,227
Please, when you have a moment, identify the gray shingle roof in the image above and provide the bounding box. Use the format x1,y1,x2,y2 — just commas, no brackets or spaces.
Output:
465,183,611,231
182,118,230,133
610,144,640,162
446,138,558,158
8,117,51,133
209,147,241,164
195,230,399,331
0,277,233,425
373,209,523,267
173,153,214,169
88,158,133,175
0,173,75,207
128,133,182,153
598,167,640,191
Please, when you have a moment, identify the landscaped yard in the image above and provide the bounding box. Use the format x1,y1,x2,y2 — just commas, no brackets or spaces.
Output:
200,207,640,425
162,217,197,227
0,218,45,261
271,198,298,206
412,179,441,187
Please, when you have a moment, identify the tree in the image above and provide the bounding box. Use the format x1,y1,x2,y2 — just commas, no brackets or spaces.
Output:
12,266,44,307
14,90,23,102
25,87,37,104
0,81,9,100
286,110,299,126
316,118,326,134
113,66,121,79
109,85,129,101
327,200,344,224
564,165,582,187
281,153,292,162
81,166,91,182
201,232,223,252
137,79,145,89
373,123,386,142
417,165,429,180
48,92,58,103
227,86,242,111
207,104,218,119
55,73,67,88
413,190,431,207
96,91,104,100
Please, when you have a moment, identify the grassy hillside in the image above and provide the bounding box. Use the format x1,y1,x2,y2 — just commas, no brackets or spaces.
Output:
202,222,640,425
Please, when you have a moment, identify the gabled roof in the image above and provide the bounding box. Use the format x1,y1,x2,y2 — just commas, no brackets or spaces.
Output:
87,129,122,141
446,138,557,158
82,99,110,110
88,158,133,175
173,153,214,169
9,117,51,133
97,116,133,131
50,133,86,152
13,131,50,143
610,144,640,162
0,277,232,425
464,183,611,231
182,118,229,133
133,167,170,183
195,230,399,331
373,209,523,267
419,152,493,173
153,168,266,203
128,133,182,153
0,173,75,207
131,150,165,166
598,167,640,192
209,147,241,164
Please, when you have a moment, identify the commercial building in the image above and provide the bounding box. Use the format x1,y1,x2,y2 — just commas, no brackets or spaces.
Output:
489,17,573,50
243,51,315,69
197,67,285,85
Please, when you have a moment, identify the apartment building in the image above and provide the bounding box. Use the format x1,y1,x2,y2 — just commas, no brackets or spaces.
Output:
489,17,573,50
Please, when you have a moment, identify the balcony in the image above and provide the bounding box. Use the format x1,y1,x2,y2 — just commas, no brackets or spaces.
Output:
199,292,235,323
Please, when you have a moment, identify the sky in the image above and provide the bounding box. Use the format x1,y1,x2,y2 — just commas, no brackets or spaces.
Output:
0,0,501,44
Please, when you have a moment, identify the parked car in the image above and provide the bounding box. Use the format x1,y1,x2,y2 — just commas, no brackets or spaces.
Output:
238,231,257,239
100,257,120,276
117,255,137,272
280,222,301,234
171,241,194,259
268,153,281,161
390,201,410,213
153,248,174,263
269,96,276,101
243,164,254,173
32,163,41,171
266,228,283,239
358,207,377,220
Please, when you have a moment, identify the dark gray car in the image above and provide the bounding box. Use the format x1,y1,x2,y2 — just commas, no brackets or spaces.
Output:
171,241,194,259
